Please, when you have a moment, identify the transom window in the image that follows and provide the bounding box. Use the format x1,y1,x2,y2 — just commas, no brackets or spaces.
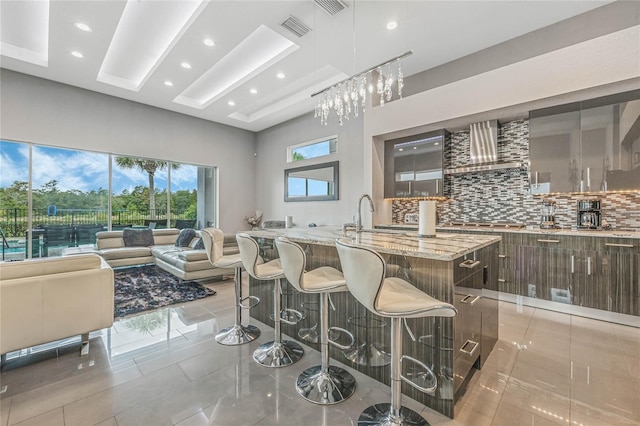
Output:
287,136,337,163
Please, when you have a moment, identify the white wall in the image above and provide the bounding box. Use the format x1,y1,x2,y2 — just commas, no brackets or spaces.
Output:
0,70,256,232
255,112,365,227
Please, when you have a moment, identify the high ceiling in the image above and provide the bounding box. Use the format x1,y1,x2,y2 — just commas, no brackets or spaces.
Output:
0,1,612,132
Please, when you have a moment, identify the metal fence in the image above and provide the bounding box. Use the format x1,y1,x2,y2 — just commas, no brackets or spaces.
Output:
0,208,194,238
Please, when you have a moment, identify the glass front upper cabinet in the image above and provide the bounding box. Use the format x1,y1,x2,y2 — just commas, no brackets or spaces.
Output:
384,130,448,198
529,89,640,194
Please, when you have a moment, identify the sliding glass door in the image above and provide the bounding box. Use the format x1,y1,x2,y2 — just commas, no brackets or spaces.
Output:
0,140,216,260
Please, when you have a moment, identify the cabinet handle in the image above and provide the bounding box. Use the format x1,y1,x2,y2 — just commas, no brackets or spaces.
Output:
459,259,481,269
587,257,591,276
537,239,560,243
436,179,439,194
535,171,539,188
498,254,507,258
498,278,506,283
605,243,634,248
587,167,591,191
571,255,574,274
460,340,479,357
460,294,481,305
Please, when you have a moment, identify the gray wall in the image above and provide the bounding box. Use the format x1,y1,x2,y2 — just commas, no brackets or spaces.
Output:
255,113,364,227
0,69,257,232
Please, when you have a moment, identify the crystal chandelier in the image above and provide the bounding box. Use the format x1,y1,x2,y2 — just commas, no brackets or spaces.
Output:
312,50,412,126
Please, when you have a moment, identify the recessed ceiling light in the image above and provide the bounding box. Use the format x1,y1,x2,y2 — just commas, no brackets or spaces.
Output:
413,146,417,149
249,88,258,94
181,62,192,69
399,148,404,152
97,0,207,91
203,38,215,47
71,51,84,58
74,22,92,32
387,21,398,30
276,72,285,79
228,101,235,106
173,25,299,110
164,81,173,87
434,142,440,145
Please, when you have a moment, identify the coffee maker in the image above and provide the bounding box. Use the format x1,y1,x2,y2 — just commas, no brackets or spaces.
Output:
577,199,602,229
540,199,558,229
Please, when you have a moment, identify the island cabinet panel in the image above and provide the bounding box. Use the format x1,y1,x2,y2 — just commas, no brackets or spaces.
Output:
248,237,499,419
478,244,499,369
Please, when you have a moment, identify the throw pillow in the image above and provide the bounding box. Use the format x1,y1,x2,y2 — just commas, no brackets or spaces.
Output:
175,228,196,247
192,237,205,250
122,228,154,247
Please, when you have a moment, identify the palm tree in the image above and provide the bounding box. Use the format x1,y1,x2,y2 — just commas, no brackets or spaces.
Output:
114,157,180,219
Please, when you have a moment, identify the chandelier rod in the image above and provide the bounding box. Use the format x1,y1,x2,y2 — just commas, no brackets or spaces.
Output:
310,50,413,98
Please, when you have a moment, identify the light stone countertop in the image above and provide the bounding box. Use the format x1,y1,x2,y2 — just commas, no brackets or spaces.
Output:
375,224,640,239
245,226,501,261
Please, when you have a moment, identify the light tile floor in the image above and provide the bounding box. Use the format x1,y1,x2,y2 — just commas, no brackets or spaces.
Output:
1,276,638,426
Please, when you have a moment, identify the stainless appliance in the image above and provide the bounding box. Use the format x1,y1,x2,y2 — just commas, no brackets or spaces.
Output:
540,199,558,229
444,120,523,174
577,199,602,229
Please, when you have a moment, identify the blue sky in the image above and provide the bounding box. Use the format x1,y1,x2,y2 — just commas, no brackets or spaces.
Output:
0,141,198,193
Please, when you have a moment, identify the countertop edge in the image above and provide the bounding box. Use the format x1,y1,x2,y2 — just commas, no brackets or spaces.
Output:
245,228,501,261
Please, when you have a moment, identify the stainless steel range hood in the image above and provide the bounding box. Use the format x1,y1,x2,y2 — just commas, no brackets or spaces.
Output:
445,120,523,175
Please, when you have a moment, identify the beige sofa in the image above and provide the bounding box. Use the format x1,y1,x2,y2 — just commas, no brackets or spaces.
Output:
0,254,114,356
92,228,238,281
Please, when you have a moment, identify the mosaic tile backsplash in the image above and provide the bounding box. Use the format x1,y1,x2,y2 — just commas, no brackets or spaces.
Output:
391,119,640,230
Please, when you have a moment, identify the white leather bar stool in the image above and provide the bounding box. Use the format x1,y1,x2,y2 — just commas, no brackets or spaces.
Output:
275,237,356,404
201,228,260,345
236,233,304,367
336,239,457,426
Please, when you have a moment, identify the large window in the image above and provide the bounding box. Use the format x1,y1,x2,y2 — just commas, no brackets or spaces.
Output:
0,141,29,260
0,140,216,260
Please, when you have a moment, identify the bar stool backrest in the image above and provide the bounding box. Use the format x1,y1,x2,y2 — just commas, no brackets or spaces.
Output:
201,227,225,265
236,232,262,279
336,238,385,315
274,237,305,292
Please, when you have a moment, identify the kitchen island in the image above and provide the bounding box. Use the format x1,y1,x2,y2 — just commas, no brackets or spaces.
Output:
244,227,500,418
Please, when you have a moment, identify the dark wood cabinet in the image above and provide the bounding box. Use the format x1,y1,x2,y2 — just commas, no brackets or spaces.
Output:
443,228,639,316
439,224,639,318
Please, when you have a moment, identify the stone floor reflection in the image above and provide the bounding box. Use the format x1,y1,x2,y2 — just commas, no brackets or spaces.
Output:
1,274,638,425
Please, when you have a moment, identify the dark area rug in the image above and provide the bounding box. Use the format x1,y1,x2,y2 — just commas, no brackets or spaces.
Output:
113,265,216,318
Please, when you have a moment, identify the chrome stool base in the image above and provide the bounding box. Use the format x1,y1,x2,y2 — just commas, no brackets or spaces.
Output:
296,365,356,405
253,340,304,368
344,342,391,367
215,324,260,346
358,403,428,426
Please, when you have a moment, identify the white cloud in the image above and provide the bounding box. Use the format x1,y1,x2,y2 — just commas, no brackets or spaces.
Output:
31,147,109,192
0,143,29,186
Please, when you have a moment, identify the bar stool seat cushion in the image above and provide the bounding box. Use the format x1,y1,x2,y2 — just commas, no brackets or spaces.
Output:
376,277,457,319
301,266,347,293
254,258,284,279
212,253,243,269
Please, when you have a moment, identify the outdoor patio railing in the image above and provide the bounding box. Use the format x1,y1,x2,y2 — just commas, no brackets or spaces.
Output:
0,208,194,238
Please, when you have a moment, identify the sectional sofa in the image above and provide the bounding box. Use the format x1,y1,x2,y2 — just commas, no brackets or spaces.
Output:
65,228,239,281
